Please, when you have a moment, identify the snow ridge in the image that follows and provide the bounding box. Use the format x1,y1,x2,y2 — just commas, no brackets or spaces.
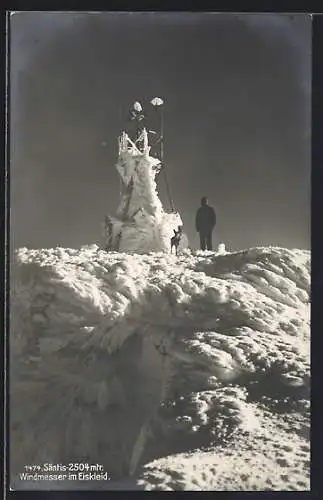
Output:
11,245,310,490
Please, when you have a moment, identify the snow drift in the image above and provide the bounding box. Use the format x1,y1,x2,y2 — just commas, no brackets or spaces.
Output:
10,245,310,490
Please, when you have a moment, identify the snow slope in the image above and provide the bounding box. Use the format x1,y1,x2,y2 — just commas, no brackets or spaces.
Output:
10,245,310,490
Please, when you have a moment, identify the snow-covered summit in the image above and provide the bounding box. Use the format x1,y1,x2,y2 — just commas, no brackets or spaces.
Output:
11,245,310,490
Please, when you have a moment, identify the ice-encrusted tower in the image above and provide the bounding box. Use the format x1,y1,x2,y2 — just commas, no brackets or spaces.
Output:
103,106,188,254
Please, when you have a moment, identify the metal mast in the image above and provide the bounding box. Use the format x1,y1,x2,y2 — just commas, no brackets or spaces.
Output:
151,97,175,212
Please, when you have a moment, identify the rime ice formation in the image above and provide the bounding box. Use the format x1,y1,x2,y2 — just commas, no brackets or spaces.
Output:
11,245,310,491
103,130,188,254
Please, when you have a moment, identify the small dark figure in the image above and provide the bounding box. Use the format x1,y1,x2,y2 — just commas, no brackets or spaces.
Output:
171,226,183,255
195,197,216,251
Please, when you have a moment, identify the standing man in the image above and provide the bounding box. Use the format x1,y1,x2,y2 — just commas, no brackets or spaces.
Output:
195,196,216,250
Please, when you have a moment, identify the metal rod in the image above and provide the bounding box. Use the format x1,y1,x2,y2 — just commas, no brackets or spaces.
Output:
164,167,175,212
160,105,175,212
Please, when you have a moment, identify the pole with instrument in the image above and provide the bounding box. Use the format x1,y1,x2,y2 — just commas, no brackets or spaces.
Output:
151,97,175,213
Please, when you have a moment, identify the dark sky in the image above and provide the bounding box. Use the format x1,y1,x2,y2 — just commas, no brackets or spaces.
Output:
10,12,311,251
